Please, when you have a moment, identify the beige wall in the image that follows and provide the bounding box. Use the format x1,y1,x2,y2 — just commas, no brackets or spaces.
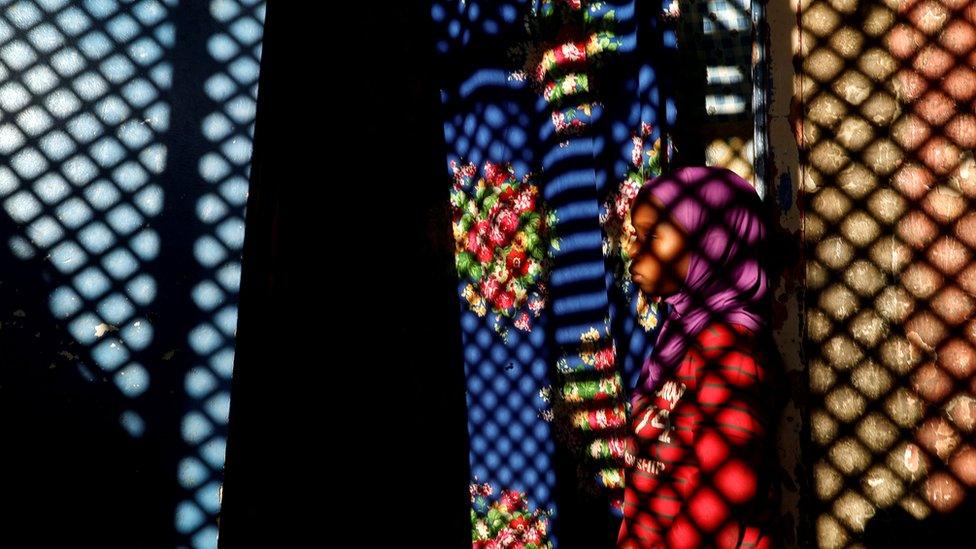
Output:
777,0,976,545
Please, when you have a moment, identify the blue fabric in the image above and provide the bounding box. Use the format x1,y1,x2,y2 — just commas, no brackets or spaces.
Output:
433,1,679,545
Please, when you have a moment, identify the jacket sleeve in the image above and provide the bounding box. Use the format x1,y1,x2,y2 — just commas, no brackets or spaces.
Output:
619,370,698,547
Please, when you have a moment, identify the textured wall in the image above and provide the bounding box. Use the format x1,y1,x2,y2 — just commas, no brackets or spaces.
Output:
792,0,976,545
0,1,264,545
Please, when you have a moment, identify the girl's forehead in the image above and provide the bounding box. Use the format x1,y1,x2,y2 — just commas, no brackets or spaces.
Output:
633,190,669,211
631,200,659,223
633,193,672,218
632,195,691,236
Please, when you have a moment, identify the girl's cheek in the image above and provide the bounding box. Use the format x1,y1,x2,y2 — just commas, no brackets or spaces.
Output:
640,257,662,280
652,241,674,264
659,232,686,263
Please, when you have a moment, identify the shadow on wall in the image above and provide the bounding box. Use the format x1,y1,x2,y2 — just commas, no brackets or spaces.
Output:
863,495,976,546
0,209,161,542
798,0,976,544
0,0,264,546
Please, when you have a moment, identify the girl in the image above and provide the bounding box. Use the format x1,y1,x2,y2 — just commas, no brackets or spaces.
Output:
618,166,777,548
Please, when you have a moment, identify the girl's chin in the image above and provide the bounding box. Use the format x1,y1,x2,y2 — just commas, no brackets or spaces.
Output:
636,285,672,302
636,285,658,298
632,276,664,298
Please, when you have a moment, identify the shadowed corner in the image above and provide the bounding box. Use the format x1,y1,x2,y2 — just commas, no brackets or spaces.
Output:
0,0,265,546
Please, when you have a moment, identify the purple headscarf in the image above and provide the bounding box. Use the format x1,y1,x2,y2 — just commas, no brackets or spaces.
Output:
632,166,769,401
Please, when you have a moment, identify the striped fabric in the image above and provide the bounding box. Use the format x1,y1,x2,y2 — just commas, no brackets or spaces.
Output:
618,321,774,548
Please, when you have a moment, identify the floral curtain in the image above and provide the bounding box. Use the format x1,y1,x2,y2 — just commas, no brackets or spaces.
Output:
432,0,684,545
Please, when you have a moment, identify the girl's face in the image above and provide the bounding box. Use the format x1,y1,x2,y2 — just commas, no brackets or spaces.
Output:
627,195,690,298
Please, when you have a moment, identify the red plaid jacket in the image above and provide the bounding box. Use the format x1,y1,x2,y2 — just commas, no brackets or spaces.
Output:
618,321,776,548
